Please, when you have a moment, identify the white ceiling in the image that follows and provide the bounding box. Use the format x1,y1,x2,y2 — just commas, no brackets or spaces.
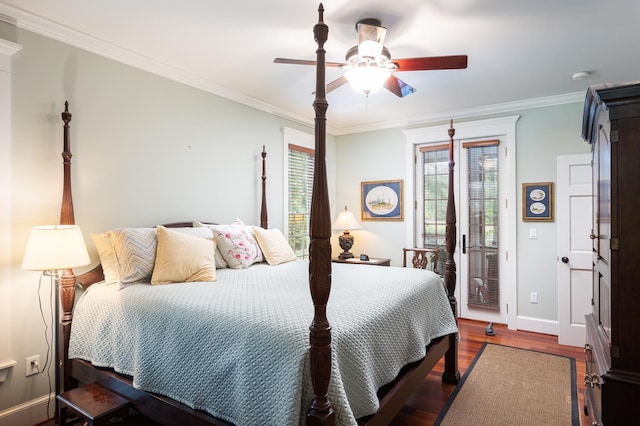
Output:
1,0,639,134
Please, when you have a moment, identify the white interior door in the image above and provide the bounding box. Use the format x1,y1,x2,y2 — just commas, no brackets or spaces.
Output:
557,153,592,347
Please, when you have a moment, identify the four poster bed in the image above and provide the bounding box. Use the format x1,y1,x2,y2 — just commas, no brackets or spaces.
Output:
56,5,460,425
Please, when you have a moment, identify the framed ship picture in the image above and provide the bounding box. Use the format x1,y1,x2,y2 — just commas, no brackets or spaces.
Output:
361,179,403,221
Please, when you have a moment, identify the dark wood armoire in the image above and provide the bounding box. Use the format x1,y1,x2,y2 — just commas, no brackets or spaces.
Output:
582,82,640,426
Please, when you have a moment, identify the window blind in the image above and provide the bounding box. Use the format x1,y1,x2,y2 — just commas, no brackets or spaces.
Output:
288,144,314,259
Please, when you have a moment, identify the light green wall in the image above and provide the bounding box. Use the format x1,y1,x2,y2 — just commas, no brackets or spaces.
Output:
334,103,589,323
2,27,335,413
514,104,589,319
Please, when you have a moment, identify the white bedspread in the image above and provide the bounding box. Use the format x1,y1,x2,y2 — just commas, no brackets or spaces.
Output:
69,260,457,425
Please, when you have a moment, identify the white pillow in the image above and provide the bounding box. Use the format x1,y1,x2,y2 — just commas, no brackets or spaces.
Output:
151,226,217,284
90,233,120,284
192,221,228,269
109,227,157,287
253,227,297,265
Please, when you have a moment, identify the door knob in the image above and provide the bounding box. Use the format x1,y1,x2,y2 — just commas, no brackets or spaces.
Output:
561,256,569,263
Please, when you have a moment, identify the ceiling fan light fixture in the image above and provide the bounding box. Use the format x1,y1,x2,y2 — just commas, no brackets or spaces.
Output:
345,65,391,95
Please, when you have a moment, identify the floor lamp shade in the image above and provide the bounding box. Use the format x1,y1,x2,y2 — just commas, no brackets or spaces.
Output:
22,225,90,271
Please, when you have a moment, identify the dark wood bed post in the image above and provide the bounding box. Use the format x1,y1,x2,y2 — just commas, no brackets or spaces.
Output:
306,4,335,425
442,119,460,385
59,101,79,398
260,145,268,229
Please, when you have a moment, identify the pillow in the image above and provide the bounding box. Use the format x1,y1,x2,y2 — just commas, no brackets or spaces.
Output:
212,220,263,269
90,232,120,284
109,227,157,287
192,221,228,269
151,226,217,284
253,227,297,265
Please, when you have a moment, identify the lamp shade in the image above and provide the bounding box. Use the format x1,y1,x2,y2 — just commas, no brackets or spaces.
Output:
332,207,362,231
22,225,90,271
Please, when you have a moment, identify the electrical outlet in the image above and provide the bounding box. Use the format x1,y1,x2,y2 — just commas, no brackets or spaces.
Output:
25,355,40,377
530,292,538,304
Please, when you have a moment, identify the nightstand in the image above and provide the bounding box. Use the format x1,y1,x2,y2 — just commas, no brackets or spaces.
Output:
332,257,390,266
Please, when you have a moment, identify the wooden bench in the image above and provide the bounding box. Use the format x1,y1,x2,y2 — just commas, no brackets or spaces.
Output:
57,383,130,425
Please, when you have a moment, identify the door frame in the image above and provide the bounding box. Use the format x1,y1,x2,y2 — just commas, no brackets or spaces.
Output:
404,116,519,329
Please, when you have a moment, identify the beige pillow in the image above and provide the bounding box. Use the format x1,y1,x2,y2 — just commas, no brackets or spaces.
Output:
90,232,120,284
151,226,217,284
253,227,297,265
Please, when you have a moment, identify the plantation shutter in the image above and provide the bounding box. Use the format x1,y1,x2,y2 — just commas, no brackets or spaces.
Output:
288,143,315,259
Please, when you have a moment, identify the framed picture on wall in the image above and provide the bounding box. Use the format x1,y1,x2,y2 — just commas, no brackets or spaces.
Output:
522,182,554,221
361,179,403,221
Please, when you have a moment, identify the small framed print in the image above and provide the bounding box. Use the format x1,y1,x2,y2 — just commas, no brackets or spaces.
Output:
522,182,553,221
361,179,403,221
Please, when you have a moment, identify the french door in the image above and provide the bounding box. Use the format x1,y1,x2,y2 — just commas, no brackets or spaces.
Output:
411,118,516,326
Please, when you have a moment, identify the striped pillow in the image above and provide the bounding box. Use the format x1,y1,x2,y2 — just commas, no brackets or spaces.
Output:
109,227,157,287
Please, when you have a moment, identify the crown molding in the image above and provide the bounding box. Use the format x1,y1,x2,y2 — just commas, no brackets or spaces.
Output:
0,4,584,137
331,92,584,135
0,38,22,56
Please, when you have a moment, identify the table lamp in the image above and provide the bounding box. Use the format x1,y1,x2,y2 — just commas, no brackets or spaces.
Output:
332,206,362,259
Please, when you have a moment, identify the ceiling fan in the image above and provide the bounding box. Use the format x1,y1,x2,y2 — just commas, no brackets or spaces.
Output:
274,18,468,97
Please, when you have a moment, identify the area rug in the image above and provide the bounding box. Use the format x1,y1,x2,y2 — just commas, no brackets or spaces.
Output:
434,343,579,426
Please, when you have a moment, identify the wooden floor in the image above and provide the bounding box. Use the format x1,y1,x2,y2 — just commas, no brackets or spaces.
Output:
390,318,588,425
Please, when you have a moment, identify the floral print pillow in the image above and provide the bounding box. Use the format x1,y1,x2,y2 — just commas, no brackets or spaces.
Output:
212,219,263,269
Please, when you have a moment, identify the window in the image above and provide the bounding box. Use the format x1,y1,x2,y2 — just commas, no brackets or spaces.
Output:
419,144,449,273
287,143,314,259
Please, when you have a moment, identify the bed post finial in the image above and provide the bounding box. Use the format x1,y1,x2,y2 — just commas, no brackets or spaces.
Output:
260,145,268,229
61,100,74,225
442,119,460,385
307,4,335,426
58,101,79,406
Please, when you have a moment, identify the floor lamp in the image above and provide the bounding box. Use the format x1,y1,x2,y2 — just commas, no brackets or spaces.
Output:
22,225,90,424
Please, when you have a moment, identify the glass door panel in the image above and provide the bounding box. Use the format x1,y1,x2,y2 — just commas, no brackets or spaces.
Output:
465,143,500,310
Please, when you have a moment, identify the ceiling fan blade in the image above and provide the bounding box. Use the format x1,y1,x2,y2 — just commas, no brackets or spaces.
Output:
274,58,345,68
327,76,349,94
393,55,468,71
311,76,349,95
384,75,417,98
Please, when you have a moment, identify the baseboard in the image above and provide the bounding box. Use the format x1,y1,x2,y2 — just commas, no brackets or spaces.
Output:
0,393,54,426
515,315,558,336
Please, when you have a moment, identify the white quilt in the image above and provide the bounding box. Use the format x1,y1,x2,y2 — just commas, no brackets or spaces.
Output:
69,260,457,425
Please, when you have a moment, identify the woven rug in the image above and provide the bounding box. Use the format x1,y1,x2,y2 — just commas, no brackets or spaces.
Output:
434,343,579,426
